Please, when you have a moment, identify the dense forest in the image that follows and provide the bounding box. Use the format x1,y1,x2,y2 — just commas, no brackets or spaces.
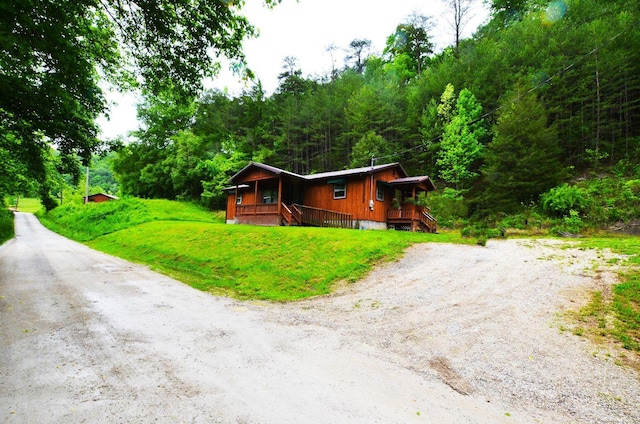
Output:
111,0,640,225
3,0,640,228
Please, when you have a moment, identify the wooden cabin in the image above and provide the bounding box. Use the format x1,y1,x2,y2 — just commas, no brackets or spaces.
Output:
225,162,437,232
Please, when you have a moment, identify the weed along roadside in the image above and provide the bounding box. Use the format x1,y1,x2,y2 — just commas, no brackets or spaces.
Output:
35,198,640,368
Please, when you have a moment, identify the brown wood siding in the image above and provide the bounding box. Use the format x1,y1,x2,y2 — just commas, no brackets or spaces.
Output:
226,194,236,220
236,168,278,183
303,168,401,223
227,188,259,220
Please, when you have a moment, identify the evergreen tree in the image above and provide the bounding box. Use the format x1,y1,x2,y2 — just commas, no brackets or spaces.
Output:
482,89,565,212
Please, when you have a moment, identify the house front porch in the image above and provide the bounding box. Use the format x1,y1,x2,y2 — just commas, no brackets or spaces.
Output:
387,207,437,233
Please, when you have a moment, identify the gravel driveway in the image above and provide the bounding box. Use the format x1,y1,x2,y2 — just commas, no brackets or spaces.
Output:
1,213,638,423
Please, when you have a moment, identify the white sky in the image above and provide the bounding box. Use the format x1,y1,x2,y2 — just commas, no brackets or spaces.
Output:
97,0,489,140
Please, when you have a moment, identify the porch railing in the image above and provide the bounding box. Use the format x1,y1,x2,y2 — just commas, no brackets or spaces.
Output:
387,208,437,233
292,204,353,229
236,203,278,215
281,203,301,226
420,211,438,233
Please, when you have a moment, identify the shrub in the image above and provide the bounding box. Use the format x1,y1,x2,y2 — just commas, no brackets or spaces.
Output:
428,188,468,228
0,208,14,245
541,184,589,217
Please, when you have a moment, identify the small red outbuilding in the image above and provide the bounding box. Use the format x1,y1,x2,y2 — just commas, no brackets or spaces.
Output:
85,193,119,203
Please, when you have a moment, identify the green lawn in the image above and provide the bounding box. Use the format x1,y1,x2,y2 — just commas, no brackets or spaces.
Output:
6,197,42,213
89,221,455,301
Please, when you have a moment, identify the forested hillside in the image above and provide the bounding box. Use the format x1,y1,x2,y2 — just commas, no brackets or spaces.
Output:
112,0,640,224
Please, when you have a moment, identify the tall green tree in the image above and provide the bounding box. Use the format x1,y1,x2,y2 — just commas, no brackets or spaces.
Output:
384,12,435,77
437,88,486,190
482,89,565,212
350,130,396,168
0,0,274,202
112,91,196,198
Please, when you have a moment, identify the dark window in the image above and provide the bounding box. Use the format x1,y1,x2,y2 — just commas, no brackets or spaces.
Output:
262,189,278,204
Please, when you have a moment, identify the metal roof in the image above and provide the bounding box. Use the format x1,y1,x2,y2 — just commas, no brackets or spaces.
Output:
305,163,407,180
229,161,303,182
388,175,436,191
230,161,409,183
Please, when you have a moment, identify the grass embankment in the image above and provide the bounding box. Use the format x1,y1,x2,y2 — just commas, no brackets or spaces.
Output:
0,209,13,245
39,198,466,301
570,237,640,362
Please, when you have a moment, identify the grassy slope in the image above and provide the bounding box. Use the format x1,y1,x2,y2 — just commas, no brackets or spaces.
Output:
38,198,466,301
90,222,450,301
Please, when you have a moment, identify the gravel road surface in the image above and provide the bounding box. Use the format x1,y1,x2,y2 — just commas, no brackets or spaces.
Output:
1,212,638,423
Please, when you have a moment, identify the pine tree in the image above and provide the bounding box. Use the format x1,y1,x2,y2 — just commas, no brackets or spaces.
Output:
482,90,565,212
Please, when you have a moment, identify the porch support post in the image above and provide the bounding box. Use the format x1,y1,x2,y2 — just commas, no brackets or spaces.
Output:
278,177,283,216
412,186,417,230
234,185,238,218
254,180,259,214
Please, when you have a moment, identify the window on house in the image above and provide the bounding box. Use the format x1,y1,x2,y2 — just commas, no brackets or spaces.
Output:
236,193,242,205
262,189,278,204
333,183,346,199
376,184,384,201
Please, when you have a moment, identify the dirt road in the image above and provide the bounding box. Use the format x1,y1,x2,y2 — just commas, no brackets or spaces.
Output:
1,213,638,423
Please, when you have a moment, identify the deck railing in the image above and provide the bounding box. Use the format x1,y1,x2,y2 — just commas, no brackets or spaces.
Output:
387,208,437,233
236,203,278,215
420,211,438,233
292,204,353,229
280,203,301,226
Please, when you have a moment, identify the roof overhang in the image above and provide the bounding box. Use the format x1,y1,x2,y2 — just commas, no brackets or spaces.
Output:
388,176,436,191
229,161,304,184
223,184,251,192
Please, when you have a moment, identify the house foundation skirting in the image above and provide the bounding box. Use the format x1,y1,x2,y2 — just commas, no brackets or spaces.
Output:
356,220,388,230
235,215,281,226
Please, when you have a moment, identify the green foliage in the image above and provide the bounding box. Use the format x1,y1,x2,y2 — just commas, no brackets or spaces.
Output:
1,0,266,208
200,139,249,209
482,89,565,212
580,176,640,225
350,130,395,168
550,209,585,235
89,152,119,195
384,12,434,77
0,208,14,245
427,188,468,227
437,88,486,190
460,224,505,246
82,0,640,229
38,197,218,242
541,184,589,217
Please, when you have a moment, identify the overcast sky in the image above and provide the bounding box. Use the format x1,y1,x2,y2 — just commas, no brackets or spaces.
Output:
98,0,489,140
